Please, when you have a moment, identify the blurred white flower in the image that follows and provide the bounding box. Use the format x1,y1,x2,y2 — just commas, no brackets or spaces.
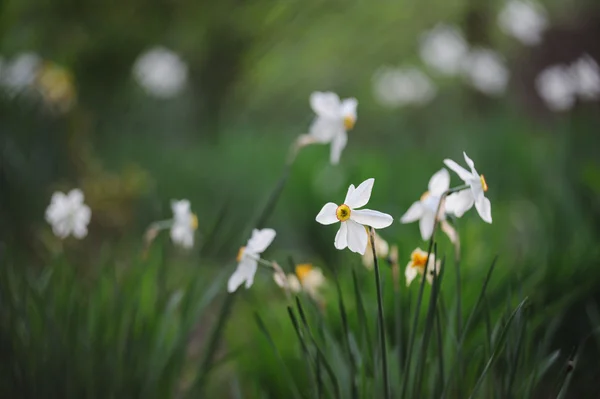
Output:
405,247,441,286
0,52,41,96
316,178,393,255
228,228,276,292
273,272,302,293
498,0,548,46
305,91,357,165
296,264,326,299
45,189,91,239
419,24,469,76
444,152,492,223
400,168,450,240
535,65,576,111
133,46,188,99
571,54,600,101
170,199,198,249
362,230,389,269
372,66,437,108
461,49,509,96
35,62,77,113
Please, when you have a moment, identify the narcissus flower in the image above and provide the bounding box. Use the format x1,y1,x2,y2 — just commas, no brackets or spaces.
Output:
228,228,276,293
307,91,357,165
316,178,393,255
45,189,91,239
400,168,450,240
405,247,441,286
170,200,198,248
362,229,390,269
444,152,492,223
295,264,326,298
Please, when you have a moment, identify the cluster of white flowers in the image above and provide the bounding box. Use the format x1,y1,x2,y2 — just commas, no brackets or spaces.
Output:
536,55,600,112
372,66,437,108
132,46,189,99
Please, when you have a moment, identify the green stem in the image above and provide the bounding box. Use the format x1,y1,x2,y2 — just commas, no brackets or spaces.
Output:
369,227,389,399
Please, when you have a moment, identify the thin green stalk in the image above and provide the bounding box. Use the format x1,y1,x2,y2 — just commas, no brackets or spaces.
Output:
369,227,389,399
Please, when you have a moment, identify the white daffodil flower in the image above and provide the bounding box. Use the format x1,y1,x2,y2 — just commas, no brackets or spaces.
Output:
444,152,492,223
295,264,326,299
419,24,469,76
132,46,188,99
497,0,548,46
316,178,393,255
535,65,576,112
274,272,302,293
372,66,437,108
405,248,441,286
307,91,357,165
571,55,600,101
170,199,198,248
45,189,91,239
400,168,450,240
228,228,276,293
362,230,390,269
461,48,509,96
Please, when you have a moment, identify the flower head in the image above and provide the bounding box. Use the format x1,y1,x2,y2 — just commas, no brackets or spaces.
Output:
170,199,198,248
45,189,91,239
444,152,492,223
461,48,509,96
362,229,390,269
228,228,276,293
497,0,548,46
535,65,576,112
133,46,188,99
296,264,326,298
571,54,600,101
316,178,393,255
273,272,302,293
419,24,468,76
405,247,441,286
308,91,357,165
372,66,437,108
400,168,450,240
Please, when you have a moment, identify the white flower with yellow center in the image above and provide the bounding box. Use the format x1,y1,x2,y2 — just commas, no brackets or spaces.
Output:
170,200,198,248
274,263,326,300
307,91,357,165
400,168,450,240
273,272,302,294
316,178,393,255
45,189,91,239
444,152,492,223
362,229,390,269
405,247,441,286
228,228,276,293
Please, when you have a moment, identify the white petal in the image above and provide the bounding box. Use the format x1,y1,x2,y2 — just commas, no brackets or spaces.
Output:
171,199,191,219
334,222,348,250
77,205,92,225
475,196,492,224
72,223,88,239
309,91,341,119
329,129,347,165
440,220,459,245
246,228,276,254
309,117,340,142
351,209,393,229
428,168,450,196
463,152,478,175
346,220,368,255
443,159,473,182
340,98,358,119
227,258,257,293
50,191,67,206
419,211,436,240
345,178,374,209
446,190,474,217
52,219,71,239
171,224,193,248
405,263,418,287
344,184,356,204
400,201,424,223
68,189,84,205
316,202,339,225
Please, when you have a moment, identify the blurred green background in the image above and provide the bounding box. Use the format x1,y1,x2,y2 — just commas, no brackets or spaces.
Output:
1,0,600,397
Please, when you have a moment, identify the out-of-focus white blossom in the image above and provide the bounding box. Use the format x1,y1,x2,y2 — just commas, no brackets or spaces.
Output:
535,65,576,111
419,24,469,76
570,55,600,101
498,0,548,46
133,46,188,99
170,200,198,249
362,230,390,269
45,189,91,239
372,66,437,108
405,248,441,286
461,49,509,96
0,52,41,96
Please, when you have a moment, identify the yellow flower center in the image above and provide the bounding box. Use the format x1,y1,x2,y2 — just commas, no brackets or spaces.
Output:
295,264,313,283
420,191,430,201
343,115,355,130
236,246,246,262
411,250,428,269
336,204,351,222
190,213,198,230
480,174,488,192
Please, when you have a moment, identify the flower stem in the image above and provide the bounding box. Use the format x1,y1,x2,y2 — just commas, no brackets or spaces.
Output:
369,227,390,399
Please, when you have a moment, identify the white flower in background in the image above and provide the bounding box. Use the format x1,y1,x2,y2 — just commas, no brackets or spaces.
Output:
35,62,77,113
228,228,276,292
400,168,450,240
45,189,91,239
296,264,326,298
133,46,188,99
273,272,302,293
535,65,576,111
461,49,509,96
362,230,390,269
497,0,548,46
419,24,468,76
444,152,492,223
405,247,441,286
170,200,198,248
0,52,41,96
571,55,600,101
316,178,393,255
305,91,357,165
372,66,437,108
